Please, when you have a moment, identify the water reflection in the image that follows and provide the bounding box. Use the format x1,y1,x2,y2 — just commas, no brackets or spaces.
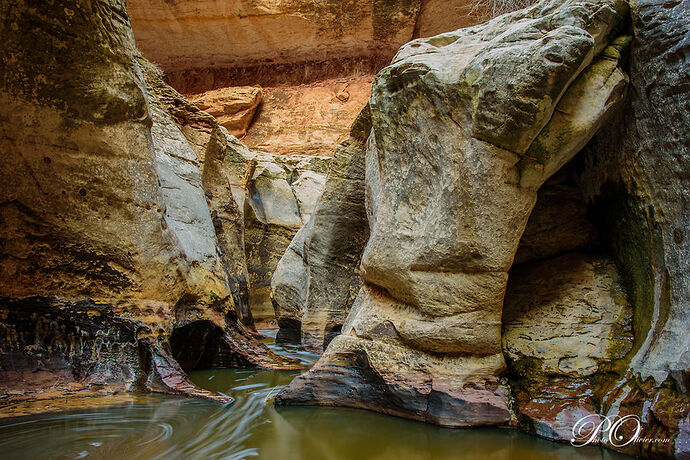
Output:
0,332,630,459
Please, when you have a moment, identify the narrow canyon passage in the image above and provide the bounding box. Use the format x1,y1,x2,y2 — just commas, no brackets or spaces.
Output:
0,0,687,459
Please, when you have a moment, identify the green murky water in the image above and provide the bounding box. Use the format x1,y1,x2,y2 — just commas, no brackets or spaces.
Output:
0,331,630,459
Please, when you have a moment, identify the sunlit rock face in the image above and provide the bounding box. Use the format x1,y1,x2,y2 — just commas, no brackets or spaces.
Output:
276,0,631,427
126,0,505,92
189,86,264,138
241,75,375,158
127,0,416,92
0,0,298,408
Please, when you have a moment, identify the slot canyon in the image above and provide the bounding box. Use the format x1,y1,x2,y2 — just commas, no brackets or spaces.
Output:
0,0,687,458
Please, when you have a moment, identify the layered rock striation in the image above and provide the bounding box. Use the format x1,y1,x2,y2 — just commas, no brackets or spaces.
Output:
0,0,299,412
503,252,634,441
276,0,632,427
126,0,526,93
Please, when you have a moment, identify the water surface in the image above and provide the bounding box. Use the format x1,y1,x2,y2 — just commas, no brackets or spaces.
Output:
0,331,630,459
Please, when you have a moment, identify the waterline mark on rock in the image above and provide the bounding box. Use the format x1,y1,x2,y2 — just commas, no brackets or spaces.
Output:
571,414,671,448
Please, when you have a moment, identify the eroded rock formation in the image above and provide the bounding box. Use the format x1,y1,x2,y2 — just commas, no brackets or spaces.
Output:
575,0,690,456
273,0,689,456
0,0,299,411
127,0,501,93
504,252,634,441
271,106,372,350
276,0,631,426
189,86,263,138
240,151,330,325
143,64,332,327
241,75,375,157
1,0,687,457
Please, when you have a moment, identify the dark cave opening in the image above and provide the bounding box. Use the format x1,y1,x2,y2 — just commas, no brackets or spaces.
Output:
170,320,251,370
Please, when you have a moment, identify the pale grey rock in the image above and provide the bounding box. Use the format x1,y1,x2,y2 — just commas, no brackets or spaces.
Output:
142,63,255,325
292,170,327,223
224,148,330,325
272,221,312,343
249,159,303,228
150,103,225,277
577,0,690,386
271,106,371,351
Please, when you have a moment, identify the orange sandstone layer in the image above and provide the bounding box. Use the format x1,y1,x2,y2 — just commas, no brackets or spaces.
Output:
127,0,497,92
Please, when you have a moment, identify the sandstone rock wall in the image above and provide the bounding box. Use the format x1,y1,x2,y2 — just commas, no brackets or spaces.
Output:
574,0,690,456
504,252,634,441
240,151,330,325
126,0,523,92
276,0,631,430
578,0,689,390
142,62,332,328
241,75,375,157
273,0,690,455
189,86,264,138
271,106,372,350
0,0,298,410
127,0,414,91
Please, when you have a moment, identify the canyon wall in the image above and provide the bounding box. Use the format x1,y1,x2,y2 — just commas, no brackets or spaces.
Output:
273,0,689,457
277,0,631,420
126,0,504,92
271,106,372,350
574,0,690,456
0,0,687,457
0,0,299,412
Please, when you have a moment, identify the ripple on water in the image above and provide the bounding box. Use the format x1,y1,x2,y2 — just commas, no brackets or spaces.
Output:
0,332,632,460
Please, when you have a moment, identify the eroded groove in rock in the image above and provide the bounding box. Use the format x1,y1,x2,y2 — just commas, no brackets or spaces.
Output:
271,105,372,352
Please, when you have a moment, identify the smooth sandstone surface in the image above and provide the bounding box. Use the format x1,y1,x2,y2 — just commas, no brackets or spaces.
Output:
270,153,601,352
271,107,372,351
178,99,332,327
277,0,630,427
241,152,330,324
0,0,298,408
